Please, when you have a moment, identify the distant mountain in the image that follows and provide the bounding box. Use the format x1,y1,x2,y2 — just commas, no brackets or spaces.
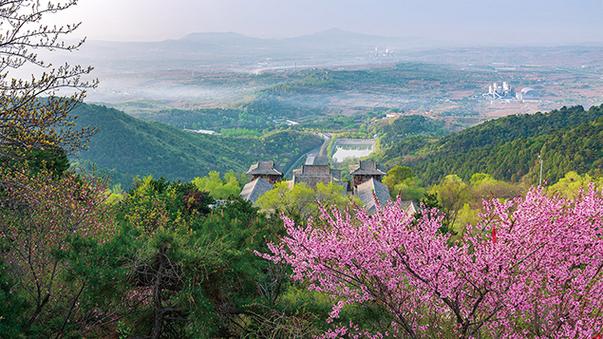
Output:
283,28,405,49
386,105,603,184
180,32,265,43
72,104,323,186
73,28,424,73
152,28,407,49
297,28,379,39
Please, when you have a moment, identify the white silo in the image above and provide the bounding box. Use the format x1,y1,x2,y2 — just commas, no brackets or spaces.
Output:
502,82,510,92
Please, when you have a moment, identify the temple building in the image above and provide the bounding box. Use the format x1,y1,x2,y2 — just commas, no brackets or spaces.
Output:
349,160,387,190
347,160,391,213
292,155,337,187
355,178,391,214
240,177,274,203
240,158,418,215
246,161,283,184
240,161,283,203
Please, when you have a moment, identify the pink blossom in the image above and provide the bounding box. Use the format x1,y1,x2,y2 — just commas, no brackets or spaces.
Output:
261,188,603,338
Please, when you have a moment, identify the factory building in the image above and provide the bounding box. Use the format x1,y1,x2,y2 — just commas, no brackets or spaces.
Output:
484,81,516,100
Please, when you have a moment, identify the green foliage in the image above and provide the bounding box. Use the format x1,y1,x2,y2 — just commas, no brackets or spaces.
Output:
141,108,258,131
393,176,426,201
0,259,28,337
383,165,415,189
105,184,126,206
430,175,469,227
0,146,69,177
466,173,524,206
547,171,603,199
0,166,113,338
219,128,262,137
378,115,448,145
454,203,480,236
256,181,358,221
402,105,603,184
302,114,369,131
427,173,525,236
192,171,241,200
377,115,449,167
57,227,139,337
382,165,426,200
60,176,291,337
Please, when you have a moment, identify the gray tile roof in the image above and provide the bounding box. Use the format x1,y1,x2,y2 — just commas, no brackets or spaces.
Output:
305,154,330,166
355,178,391,214
240,178,274,203
350,160,386,176
399,200,419,215
293,164,333,187
246,161,282,176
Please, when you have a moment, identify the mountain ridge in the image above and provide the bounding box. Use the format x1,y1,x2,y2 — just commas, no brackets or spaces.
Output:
89,28,403,44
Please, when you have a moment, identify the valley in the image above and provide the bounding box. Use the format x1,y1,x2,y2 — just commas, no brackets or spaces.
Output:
69,36,603,187
66,31,603,133
72,104,324,186
61,32,603,189
71,101,602,189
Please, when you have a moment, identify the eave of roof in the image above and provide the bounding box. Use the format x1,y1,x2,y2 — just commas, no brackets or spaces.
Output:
240,178,274,203
350,168,386,176
246,161,283,176
355,178,391,214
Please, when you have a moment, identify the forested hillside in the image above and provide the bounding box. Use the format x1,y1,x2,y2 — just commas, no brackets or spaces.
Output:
392,105,603,184
73,104,323,185
376,115,450,166
75,103,603,187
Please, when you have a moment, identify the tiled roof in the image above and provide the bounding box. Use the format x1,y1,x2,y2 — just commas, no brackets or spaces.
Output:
246,161,282,176
399,200,419,215
305,154,329,166
350,160,386,176
355,178,391,214
240,178,273,203
293,164,333,187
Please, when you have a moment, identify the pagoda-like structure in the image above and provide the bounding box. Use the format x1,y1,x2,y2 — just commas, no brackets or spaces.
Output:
292,155,334,187
349,160,386,190
240,161,283,204
245,161,283,184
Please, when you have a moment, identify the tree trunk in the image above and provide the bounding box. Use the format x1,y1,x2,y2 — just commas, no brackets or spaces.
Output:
25,293,50,332
151,243,167,339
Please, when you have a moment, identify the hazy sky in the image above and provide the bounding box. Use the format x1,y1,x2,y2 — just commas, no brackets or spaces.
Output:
61,0,603,44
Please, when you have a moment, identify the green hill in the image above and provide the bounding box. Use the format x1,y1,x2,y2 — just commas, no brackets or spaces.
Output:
388,105,603,184
72,103,603,187
377,115,450,167
72,104,323,186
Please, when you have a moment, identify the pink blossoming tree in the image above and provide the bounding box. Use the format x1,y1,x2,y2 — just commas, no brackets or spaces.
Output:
260,189,603,338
